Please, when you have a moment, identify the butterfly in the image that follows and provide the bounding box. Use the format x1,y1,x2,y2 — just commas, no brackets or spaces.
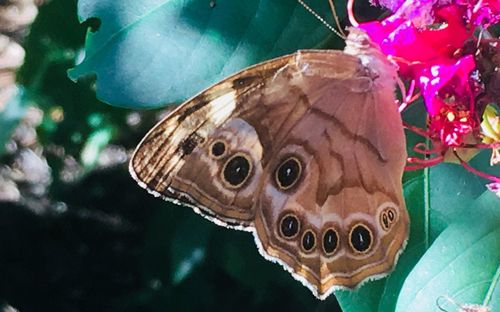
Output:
129,27,408,299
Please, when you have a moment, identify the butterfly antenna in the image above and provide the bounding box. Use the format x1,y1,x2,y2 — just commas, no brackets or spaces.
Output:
327,0,347,38
297,0,346,39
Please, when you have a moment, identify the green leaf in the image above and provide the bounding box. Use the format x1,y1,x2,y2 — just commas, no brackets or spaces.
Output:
0,88,28,155
335,280,386,312
68,0,341,108
395,192,500,312
380,153,498,311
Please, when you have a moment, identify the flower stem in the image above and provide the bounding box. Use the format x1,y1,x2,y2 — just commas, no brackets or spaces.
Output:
453,150,500,182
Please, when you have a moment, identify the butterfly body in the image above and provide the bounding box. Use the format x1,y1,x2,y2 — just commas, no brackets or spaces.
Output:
130,29,408,299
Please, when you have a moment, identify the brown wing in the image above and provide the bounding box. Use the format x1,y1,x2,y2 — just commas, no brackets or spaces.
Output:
250,51,408,298
130,49,408,298
130,52,302,229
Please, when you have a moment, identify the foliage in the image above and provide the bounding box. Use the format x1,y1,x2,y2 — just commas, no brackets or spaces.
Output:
0,0,498,311
68,0,344,108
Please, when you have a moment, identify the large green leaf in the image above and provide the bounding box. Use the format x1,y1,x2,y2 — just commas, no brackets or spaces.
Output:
68,0,341,108
395,192,500,312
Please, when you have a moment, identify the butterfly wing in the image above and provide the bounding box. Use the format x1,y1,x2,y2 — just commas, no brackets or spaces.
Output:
130,49,408,298
251,51,408,298
130,53,302,229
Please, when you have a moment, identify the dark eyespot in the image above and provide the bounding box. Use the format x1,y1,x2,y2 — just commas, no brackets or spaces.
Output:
323,229,338,254
382,214,390,230
350,224,372,253
211,141,226,157
222,154,251,187
275,157,301,190
387,209,395,221
380,207,397,231
280,214,300,238
302,230,316,252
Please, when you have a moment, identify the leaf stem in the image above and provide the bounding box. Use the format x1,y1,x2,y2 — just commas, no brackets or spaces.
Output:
483,263,500,306
423,166,430,249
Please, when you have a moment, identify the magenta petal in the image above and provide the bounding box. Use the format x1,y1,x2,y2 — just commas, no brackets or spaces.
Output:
418,56,476,115
357,15,407,46
468,0,500,26
354,0,500,151
373,0,406,11
358,3,473,79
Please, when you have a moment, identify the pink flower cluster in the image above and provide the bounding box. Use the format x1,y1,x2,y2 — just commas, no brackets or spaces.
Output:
350,0,500,190
357,0,499,146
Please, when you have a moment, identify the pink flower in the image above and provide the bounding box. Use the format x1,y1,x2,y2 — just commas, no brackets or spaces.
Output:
359,3,473,76
351,0,498,136
356,1,482,145
418,55,476,116
428,107,474,146
349,0,500,191
458,0,500,26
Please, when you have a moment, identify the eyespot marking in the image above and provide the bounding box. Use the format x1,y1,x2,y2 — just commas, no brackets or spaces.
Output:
388,209,395,221
301,230,316,253
221,153,252,188
379,206,398,231
279,213,300,239
382,214,389,230
275,156,302,190
322,228,339,255
210,140,226,158
349,223,373,253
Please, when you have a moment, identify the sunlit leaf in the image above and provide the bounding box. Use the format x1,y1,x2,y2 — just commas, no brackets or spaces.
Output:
395,192,500,312
68,0,341,108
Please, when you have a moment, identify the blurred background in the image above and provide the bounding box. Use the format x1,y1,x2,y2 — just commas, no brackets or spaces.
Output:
0,0,350,310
